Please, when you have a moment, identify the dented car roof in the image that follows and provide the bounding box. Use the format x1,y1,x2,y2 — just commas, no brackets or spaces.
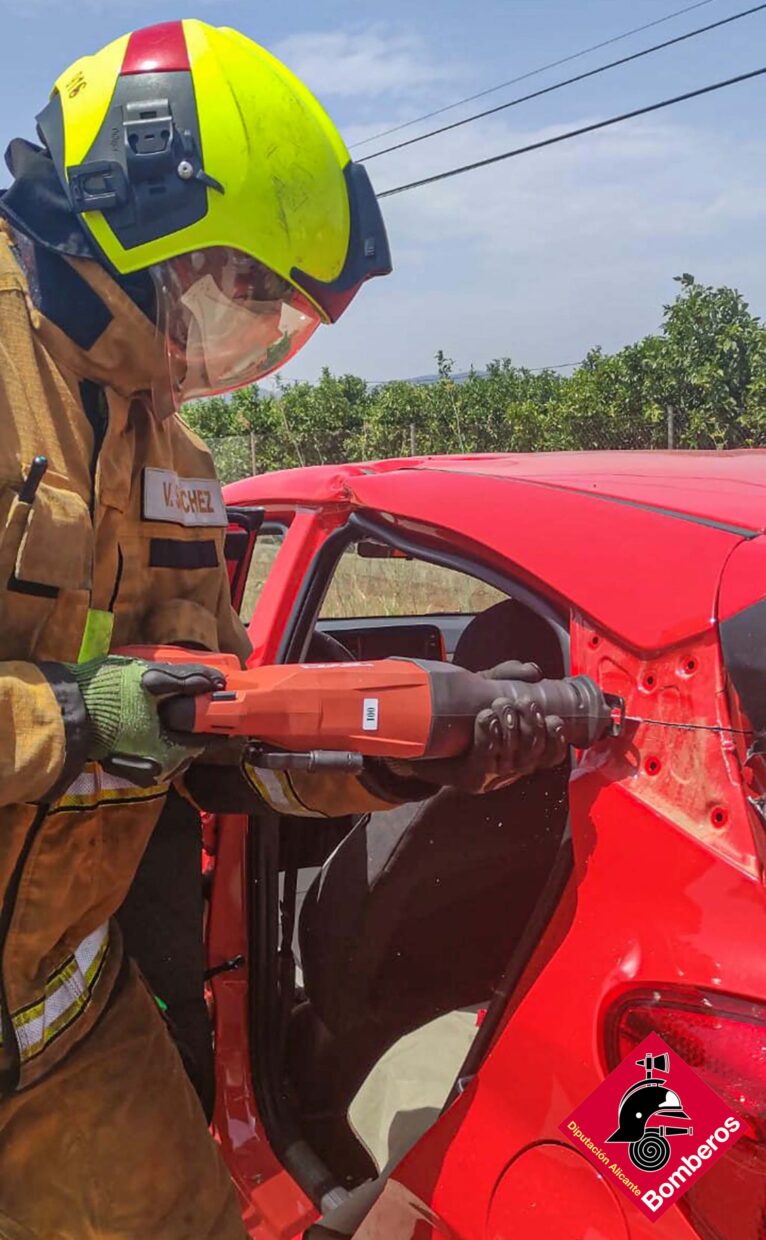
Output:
226,451,766,534
224,452,766,650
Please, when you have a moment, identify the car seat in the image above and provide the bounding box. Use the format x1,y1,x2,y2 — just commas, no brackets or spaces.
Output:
286,599,570,1183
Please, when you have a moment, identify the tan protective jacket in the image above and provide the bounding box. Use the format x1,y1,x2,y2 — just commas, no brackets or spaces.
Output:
0,223,394,1091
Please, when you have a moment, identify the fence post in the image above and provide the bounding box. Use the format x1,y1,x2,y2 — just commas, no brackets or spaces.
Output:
409,422,417,456
666,405,675,450
249,430,258,476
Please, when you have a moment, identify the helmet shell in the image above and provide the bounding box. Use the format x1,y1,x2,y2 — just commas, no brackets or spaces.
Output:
37,20,390,318
607,1082,692,1143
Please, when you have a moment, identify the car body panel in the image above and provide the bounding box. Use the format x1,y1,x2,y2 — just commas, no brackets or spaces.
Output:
483,1144,631,1240
212,451,766,1239
342,469,739,652
227,452,766,652
718,534,766,620
419,451,766,535
245,510,345,665
225,451,766,537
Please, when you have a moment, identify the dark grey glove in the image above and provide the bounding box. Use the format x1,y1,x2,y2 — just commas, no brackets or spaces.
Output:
388,660,568,795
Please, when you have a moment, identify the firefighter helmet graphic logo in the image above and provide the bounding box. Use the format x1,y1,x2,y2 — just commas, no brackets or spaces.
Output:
606,1051,693,1172
560,1034,744,1222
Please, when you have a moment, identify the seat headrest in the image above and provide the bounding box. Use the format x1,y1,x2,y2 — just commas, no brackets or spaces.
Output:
453,598,564,677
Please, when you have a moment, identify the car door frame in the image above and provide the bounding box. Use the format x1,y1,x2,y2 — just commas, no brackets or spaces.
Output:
211,500,579,1236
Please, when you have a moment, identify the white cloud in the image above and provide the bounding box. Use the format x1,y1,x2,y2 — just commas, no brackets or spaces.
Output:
281,109,766,383
378,116,766,264
273,28,460,100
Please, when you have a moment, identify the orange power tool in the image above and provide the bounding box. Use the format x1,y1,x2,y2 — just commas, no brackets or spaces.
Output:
118,645,624,778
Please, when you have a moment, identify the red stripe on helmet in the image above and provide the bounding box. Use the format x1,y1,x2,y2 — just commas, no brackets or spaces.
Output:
121,21,190,75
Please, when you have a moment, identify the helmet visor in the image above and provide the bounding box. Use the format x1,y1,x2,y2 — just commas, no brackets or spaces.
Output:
151,247,322,410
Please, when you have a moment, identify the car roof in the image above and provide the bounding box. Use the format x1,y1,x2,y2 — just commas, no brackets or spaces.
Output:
225,452,766,649
226,450,766,534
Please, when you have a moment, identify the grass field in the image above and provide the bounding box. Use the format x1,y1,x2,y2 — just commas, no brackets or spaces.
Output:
241,537,504,621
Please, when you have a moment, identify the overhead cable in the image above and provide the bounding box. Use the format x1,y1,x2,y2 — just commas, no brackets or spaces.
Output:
377,65,766,199
362,3,766,162
351,0,721,149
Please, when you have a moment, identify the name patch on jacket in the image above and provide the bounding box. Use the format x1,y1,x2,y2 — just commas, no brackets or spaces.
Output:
143,468,227,527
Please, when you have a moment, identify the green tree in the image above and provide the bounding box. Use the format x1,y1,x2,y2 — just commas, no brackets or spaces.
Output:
183,275,766,479
658,274,766,447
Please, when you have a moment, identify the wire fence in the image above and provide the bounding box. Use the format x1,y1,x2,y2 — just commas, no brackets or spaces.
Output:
206,434,259,487
204,406,759,486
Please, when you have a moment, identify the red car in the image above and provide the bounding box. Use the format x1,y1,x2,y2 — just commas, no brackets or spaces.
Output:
205,450,766,1239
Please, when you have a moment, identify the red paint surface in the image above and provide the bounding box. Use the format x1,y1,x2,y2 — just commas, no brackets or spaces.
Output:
224,450,766,537
346,469,736,652
210,451,766,1238
718,534,766,620
425,450,766,534
225,450,766,651
121,21,190,75
244,509,344,668
485,1145,630,1239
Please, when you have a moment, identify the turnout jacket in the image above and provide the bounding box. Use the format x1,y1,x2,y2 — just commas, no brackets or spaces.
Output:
0,222,396,1091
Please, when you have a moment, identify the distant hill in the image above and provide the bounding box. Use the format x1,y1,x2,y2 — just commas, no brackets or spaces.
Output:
373,369,483,388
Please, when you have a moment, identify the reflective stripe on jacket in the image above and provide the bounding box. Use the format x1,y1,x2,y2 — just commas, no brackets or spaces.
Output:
1,922,110,1065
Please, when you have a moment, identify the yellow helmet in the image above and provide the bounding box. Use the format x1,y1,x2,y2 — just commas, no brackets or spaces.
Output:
36,20,391,406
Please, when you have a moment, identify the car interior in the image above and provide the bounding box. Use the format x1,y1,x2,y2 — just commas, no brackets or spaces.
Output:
231,521,572,1236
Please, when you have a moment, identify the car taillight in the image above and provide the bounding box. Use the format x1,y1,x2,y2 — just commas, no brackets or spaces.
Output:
604,988,766,1240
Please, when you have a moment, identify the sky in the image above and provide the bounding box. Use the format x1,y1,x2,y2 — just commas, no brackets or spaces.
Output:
0,0,764,383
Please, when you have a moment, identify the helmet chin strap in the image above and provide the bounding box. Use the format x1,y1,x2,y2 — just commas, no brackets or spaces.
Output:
1,139,157,324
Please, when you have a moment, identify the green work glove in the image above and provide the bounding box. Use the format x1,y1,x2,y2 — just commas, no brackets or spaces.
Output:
67,656,225,785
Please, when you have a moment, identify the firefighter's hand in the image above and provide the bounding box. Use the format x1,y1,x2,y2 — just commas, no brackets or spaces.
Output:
408,660,567,794
65,656,226,784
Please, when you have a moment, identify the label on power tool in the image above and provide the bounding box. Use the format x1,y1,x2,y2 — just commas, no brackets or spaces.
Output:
362,698,380,731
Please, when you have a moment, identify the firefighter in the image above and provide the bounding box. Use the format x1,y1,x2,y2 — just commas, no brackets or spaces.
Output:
0,19,566,1239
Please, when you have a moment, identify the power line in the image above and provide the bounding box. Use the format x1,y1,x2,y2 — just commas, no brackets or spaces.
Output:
377,64,766,199
350,0,721,150
362,3,766,163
